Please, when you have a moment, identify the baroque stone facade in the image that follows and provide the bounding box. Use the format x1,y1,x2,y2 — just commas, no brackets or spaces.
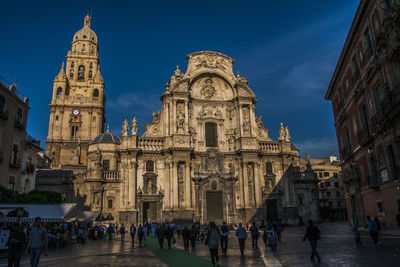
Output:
46,15,319,225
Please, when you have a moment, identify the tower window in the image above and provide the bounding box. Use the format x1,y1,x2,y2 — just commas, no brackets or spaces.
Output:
70,69,74,78
55,115,59,121
71,62,74,68
93,89,99,97
56,87,62,95
77,65,85,81
108,199,113,209
16,108,23,124
103,160,110,171
205,122,218,147
0,94,5,113
89,63,93,69
71,126,79,138
88,70,92,79
146,161,154,172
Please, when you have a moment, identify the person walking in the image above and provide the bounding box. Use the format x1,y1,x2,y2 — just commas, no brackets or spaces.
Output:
190,224,197,249
220,221,229,256
142,224,148,245
107,224,114,241
302,219,321,263
176,223,181,238
352,224,362,247
130,224,136,246
120,224,126,242
268,230,278,252
235,223,247,256
250,222,259,248
7,224,26,267
156,224,165,249
366,216,379,245
137,225,144,247
165,225,174,249
205,222,220,267
26,217,48,267
181,226,191,251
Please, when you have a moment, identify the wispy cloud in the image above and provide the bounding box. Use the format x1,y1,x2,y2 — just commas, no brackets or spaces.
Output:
295,137,339,159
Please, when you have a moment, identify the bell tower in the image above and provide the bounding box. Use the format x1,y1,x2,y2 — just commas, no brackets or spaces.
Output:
46,14,105,169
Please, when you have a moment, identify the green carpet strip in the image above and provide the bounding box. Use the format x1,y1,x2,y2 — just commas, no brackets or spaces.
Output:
145,236,214,267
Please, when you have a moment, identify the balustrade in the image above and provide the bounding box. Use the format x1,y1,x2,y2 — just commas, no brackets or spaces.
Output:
137,137,164,151
102,170,120,179
258,141,280,152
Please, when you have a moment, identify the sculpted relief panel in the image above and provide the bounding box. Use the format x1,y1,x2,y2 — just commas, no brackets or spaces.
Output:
191,76,234,101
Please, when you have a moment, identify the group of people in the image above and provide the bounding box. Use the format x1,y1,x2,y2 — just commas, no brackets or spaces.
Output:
352,216,383,248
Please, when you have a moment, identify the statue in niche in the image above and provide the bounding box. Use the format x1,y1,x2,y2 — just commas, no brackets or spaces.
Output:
242,108,250,135
228,135,235,151
131,117,138,135
121,119,129,136
194,163,201,174
147,179,153,194
177,111,185,132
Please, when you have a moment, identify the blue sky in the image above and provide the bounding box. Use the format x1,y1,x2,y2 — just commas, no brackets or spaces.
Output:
0,0,360,158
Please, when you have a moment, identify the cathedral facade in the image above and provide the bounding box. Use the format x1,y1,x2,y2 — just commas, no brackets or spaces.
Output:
45,15,319,225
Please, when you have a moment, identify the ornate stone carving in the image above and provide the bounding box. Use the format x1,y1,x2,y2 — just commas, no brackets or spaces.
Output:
178,163,185,204
121,119,129,136
131,117,138,135
278,122,285,141
152,112,161,124
255,116,271,140
147,179,153,194
198,105,223,119
200,78,215,98
236,71,248,85
194,52,229,70
285,126,291,142
226,106,235,121
247,164,253,203
242,107,250,135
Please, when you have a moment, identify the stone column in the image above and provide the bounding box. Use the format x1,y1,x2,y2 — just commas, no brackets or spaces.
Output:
250,105,256,137
185,101,189,134
130,159,137,209
172,162,178,208
164,162,171,209
238,105,244,136
254,162,261,208
185,162,191,208
173,100,177,134
239,161,245,208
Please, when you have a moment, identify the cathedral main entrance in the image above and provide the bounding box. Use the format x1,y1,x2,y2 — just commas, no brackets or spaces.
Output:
206,191,223,224
143,201,157,223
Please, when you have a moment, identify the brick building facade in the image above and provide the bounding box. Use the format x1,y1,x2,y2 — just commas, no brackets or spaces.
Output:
325,0,400,228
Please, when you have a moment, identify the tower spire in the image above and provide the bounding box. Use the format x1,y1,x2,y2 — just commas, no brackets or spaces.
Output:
84,13,91,28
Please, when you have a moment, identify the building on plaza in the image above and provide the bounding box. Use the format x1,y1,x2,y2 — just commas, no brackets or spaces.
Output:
325,0,400,228
302,155,347,221
0,76,43,192
42,14,320,225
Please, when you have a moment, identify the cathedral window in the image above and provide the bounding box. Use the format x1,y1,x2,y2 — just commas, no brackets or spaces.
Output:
146,161,154,172
56,87,62,95
103,160,110,171
71,126,79,138
70,69,74,78
88,70,92,79
108,199,113,209
93,89,99,97
205,122,217,147
89,63,93,69
71,62,74,68
55,115,59,121
77,65,85,81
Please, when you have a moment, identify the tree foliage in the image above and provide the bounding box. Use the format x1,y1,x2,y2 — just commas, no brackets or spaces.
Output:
0,186,65,204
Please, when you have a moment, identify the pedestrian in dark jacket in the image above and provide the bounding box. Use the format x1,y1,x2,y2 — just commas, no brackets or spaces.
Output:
165,225,174,249
190,224,197,249
220,221,229,255
156,224,166,249
137,225,144,247
303,219,321,263
235,223,247,256
7,224,26,267
206,222,220,267
250,222,259,248
181,226,191,251
366,216,379,245
130,224,136,246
